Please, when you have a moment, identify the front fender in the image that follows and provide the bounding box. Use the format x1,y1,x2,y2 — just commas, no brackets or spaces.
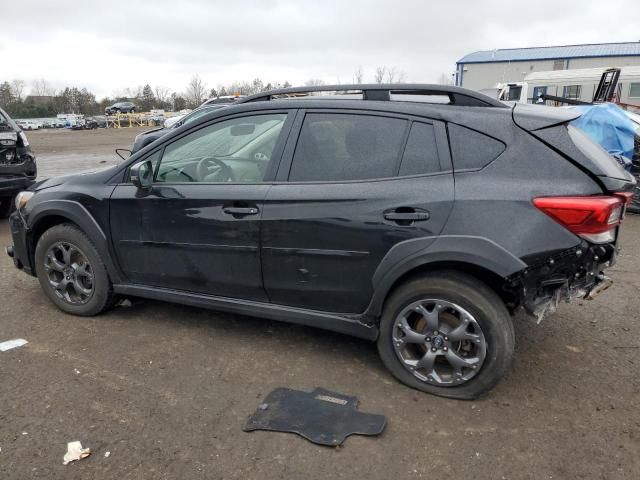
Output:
366,235,527,317
26,199,121,283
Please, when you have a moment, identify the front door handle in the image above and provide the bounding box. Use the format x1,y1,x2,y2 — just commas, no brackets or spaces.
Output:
384,209,430,223
222,206,259,216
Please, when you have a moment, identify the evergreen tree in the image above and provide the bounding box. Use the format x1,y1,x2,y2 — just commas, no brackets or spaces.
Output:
0,81,13,108
141,84,155,111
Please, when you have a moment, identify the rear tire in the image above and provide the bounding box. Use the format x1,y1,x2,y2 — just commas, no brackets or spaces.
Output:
0,196,14,219
377,271,515,399
35,224,113,316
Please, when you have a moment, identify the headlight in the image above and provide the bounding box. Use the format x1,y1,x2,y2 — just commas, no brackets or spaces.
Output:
15,191,34,211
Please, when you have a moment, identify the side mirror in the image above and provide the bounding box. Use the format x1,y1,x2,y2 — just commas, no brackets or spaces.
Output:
131,160,153,190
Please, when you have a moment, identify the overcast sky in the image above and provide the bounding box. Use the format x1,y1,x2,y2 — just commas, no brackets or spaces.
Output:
2,0,639,99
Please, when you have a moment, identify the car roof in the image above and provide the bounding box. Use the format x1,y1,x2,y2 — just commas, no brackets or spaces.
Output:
208,96,510,122
238,83,507,108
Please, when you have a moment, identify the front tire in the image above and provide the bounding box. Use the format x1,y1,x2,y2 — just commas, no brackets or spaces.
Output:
377,271,515,399
35,224,113,316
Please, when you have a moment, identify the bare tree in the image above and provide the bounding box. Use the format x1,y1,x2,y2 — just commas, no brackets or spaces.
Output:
154,85,170,104
385,67,406,83
31,78,52,96
304,78,325,87
185,74,207,107
353,66,364,84
374,66,386,84
11,80,25,101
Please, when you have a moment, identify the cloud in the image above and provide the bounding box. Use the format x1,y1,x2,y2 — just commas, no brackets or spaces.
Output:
1,0,639,99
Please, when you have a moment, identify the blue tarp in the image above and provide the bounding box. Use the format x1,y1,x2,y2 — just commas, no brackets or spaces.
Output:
571,103,635,161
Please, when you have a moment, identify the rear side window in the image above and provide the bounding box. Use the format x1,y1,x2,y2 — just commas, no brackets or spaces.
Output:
399,122,441,175
448,124,505,171
289,113,407,181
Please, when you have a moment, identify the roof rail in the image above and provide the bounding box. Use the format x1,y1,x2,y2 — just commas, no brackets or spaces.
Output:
237,84,507,108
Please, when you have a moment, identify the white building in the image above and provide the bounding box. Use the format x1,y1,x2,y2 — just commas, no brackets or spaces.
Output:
456,42,640,91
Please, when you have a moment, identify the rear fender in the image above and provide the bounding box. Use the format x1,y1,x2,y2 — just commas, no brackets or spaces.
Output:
366,235,527,317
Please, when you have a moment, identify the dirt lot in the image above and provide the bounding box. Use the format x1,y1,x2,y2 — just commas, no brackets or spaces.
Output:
1,129,639,479
28,127,152,179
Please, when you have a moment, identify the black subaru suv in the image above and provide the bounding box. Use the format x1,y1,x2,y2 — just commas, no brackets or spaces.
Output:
0,107,37,218
5,85,635,399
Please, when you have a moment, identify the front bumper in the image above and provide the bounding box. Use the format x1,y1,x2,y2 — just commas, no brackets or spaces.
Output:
6,211,34,275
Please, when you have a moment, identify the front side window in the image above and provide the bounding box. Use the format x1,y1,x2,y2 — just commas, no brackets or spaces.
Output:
289,113,407,182
155,113,286,183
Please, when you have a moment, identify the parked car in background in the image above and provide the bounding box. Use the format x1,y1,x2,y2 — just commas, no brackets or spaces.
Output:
6,84,636,399
200,95,245,107
163,109,193,128
84,117,99,129
131,104,229,153
16,120,39,130
92,116,107,128
105,102,136,115
163,114,187,129
0,107,37,218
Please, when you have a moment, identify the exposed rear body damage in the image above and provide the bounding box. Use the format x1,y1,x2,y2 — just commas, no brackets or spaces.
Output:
0,107,37,217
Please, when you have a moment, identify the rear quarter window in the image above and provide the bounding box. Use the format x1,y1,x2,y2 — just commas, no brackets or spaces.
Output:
448,124,505,171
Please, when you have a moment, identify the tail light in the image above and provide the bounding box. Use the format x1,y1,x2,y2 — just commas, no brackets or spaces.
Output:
533,195,626,244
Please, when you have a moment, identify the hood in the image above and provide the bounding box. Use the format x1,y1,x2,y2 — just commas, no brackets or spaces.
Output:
32,165,118,191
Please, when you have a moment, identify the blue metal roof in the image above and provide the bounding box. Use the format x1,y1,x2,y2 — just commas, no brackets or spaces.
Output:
458,42,640,64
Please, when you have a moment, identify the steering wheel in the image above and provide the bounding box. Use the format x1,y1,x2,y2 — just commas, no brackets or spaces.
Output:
196,156,234,182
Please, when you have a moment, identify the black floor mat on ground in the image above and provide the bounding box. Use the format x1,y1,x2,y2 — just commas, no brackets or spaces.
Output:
243,387,386,446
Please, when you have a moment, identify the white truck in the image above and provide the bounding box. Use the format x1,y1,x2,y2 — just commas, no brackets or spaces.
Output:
483,66,640,109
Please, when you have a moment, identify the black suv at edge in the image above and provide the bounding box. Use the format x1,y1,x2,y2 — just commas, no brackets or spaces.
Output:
0,107,37,218
105,102,136,115
5,85,636,399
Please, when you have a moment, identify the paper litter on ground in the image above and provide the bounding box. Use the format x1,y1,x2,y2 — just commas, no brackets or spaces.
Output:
63,441,91,465
0,339,28,352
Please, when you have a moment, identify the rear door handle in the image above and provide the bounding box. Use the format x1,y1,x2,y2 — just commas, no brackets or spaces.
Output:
384,209,430,222
222,206,259,216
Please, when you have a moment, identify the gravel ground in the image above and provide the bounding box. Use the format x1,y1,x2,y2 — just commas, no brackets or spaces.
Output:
0,128,638,479
27,127,151,179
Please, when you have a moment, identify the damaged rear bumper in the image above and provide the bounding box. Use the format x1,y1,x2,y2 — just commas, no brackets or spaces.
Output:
513,241,617,322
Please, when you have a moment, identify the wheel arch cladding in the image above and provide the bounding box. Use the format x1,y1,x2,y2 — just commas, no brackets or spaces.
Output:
367,236,527,317
27,200,121,283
